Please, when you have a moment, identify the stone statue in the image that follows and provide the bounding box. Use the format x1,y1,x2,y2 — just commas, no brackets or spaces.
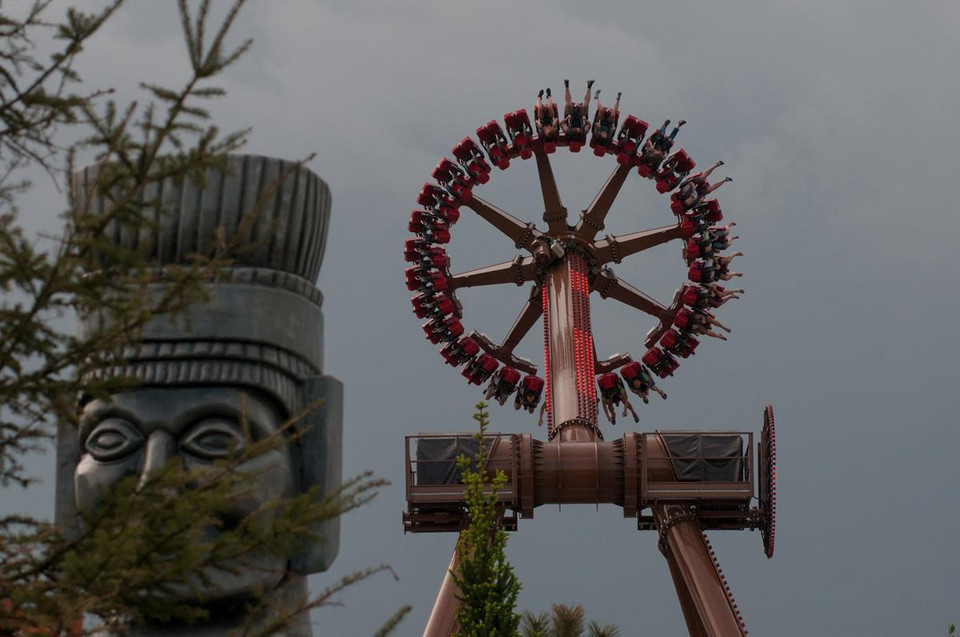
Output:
55,155,342,637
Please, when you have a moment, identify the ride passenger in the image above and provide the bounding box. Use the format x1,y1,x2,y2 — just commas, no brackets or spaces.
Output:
677,161,732,209
535,88,560,142
642,118,686,166
592,89,621,145
561,79,593,141
626,365,667,404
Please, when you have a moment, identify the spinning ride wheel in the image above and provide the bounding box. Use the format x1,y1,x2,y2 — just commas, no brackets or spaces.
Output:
405,100,738,438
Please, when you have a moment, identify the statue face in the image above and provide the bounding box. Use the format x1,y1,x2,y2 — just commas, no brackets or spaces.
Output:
76,387,296,601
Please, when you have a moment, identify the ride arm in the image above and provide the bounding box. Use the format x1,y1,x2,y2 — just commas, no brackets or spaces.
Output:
574,162,634,241
462,196,543,252
447,256,537,292
591,268,670,320
468,287,542,374
533,146,568,234
593,224,684,265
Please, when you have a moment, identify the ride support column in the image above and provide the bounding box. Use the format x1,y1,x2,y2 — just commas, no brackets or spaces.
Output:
542,252,598,441
423,540,462,637
653,504,747,637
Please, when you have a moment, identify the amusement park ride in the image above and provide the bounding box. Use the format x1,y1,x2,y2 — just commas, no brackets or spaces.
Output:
401,84,777,637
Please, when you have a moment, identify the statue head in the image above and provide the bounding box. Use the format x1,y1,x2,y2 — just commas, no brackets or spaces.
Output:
57,155,342,613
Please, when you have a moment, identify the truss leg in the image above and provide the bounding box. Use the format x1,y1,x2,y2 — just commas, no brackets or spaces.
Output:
424,540,462,637
653,505,747,637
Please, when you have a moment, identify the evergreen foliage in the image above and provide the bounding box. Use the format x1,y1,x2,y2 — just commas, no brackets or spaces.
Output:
452,402,522,637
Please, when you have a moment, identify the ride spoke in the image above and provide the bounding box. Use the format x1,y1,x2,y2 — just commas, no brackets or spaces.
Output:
463,196,543,252
472,331,538,375
575,162,634,241
591,268,669,320
448,255,537,292
501,286,543,354
593,224,684,265
533,146,568,235
643,287,687,349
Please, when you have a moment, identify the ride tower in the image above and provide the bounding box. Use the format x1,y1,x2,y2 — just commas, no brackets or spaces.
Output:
402,89,776,637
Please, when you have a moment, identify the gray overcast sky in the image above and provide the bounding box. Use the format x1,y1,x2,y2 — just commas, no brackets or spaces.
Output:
5,1,960,635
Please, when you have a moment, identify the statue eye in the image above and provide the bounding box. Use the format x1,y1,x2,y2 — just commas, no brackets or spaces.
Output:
85,419,144,462
180,420,245,460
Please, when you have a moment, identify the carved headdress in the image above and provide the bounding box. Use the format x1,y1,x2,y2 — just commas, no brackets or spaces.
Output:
74,154,331,412
60,155,341,574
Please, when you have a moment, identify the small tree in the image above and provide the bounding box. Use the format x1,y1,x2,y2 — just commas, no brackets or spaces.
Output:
452,402,522,636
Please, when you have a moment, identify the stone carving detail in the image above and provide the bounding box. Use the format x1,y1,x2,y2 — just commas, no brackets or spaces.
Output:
57,155,340,637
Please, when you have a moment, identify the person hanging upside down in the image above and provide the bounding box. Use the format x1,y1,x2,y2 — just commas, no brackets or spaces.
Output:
535,88,560,143
709,223,740,251
642,118,686,166
599,374,639,425
592,89,621,145
677,307,731,340
694,308,731,333
561,79,593,142
676,161,733,209
627,365,667,404
712,252,743,280
706,284,743,308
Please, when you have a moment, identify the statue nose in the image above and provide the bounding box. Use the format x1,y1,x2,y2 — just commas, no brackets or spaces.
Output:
137,431,178,492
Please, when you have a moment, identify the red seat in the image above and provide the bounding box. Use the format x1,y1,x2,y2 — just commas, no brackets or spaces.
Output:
423,315,463,344
414,245,449,269
504,109,534,160
636,159,657,178
597,372,627,403
484,365,522,405
534,103,559,153
441,336,480,366
568,140,582,152
656,150,695,193
685,239,708,261
597,372,618,392
463,353,498,385
432,158,473,200
590,108,619,156
408,210,449,235
641,347,679,378
411,292,459,319
404,239,429,263
695,198,723,222
673,308,694,330
514,375,545,412
620,361,643,383
682,285,706,308
680,217,708,238
405,266,449,293
687,260,714,284
615,116,649,165
452,137,491,184
416,184,462,223
670,195,687,215
425,228,451,244
477,120,511,170
660,329,699,358
620,361,657,396
404,238,430,254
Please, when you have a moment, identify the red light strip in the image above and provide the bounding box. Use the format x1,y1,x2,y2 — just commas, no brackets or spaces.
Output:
569,254,596,424
542,283,552,436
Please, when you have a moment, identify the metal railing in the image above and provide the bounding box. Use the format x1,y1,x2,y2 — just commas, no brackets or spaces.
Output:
405,433,518,506
641,431,754,504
